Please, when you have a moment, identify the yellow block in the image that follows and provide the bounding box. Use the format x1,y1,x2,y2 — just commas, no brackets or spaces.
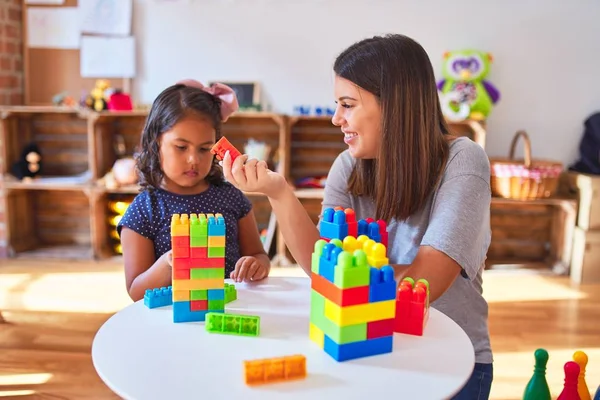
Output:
324,298,395,326
173,290,190,301
172,278,224,291
171,213,190,236
208,235,226,247
309,322,324,348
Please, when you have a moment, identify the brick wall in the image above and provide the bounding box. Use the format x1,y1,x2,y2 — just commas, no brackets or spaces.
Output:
0,0,23,106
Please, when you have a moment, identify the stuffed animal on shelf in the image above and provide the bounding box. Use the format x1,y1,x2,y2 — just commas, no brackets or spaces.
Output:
12,142,42,182
83,79,112,112
437,49,500,121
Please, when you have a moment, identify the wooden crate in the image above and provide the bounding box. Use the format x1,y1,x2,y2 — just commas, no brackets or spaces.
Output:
0,108,89,178
560,171,600,230
570,227,600,284
4,189,93,259
487,198,576,273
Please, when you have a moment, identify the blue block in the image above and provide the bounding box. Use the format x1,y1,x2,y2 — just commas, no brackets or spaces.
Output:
144,286,173,308
369,266,396,302
320,208,348,240
323,335,393,362
173,301,208,323
319,243,343,282
207,288,225,300
208,215,226,236
357,220,369,236
368,221,382,243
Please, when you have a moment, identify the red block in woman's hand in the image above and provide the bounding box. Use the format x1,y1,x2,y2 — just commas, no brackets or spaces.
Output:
210,136,242,161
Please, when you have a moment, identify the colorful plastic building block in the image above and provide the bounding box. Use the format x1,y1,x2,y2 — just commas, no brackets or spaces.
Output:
171,213,227,323
244,355,306,386
393,277,430,336
205,312,260,337
210,136,242,162
310,207,397,362
225,283,237,304
144,286,173,308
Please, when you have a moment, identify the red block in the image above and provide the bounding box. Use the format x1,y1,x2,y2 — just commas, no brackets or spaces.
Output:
190,300,208,311
189,257,225,268
173,258,190,270
172,236,189,247
367,318,395,339
210,136,242,161
173,269,190,279
191,247,207,258
172,246,189,259
311,272,369,306
394,280,429,336
377,219,388,248
345,209,357,238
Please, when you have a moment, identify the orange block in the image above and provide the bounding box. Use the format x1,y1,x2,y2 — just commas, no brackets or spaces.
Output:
244,355,306,386
311,272,369,306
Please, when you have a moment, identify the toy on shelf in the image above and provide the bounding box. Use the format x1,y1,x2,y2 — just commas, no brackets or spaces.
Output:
211,136,241,162
171,213,227,323
437,49,500,121
81,79,133,112
11,142,42,182
205,312,260,337
244,354,306,386
394,277,430,336
310,206,396,362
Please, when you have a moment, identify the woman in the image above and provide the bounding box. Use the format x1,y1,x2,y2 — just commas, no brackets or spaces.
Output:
222,33,493,399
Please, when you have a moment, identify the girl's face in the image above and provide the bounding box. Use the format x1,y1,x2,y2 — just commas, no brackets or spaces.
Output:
158,115,216,194
331,76,382,159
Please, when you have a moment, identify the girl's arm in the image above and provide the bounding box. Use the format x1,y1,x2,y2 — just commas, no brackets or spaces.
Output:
234,209,271,280
121,227,172,301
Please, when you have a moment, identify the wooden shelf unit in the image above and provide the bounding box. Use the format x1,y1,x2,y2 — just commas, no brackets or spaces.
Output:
0,106,576,273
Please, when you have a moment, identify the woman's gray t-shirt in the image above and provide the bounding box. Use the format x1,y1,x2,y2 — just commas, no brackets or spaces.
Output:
320,137,493,364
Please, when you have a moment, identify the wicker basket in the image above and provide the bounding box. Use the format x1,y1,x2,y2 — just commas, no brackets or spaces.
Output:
490,130,563,200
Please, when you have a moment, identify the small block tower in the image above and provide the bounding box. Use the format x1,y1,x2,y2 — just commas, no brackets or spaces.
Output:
310,206,396,362
171,213,227,323
393,277,430,336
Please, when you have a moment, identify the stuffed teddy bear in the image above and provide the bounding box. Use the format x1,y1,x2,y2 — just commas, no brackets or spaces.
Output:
12,142,42,182
437,49,500,121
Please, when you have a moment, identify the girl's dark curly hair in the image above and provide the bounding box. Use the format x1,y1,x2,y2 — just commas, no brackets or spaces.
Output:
136,84,226,191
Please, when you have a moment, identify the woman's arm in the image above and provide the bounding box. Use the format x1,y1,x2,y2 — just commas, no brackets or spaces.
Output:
121,227,172,301
234,209,272,280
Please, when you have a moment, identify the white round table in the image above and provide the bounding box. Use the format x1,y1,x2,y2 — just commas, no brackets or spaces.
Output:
92,277,475,400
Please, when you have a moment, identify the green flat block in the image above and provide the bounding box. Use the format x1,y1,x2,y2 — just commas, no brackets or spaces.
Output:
333,249,370,289
205,312,260,337
190,267,224,279
208,247,225,257
190,289,208,300
190,214,208,237
191,236,207,247
208,299,224,310
225,283,237,304
309,290,367,344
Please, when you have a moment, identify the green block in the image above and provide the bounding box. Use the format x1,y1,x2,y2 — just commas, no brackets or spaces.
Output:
309,290,367,344
190,289,208,300
208,299,225,310
205,312,260,337
191,236,208,247
311,240,327,274
190,214,208,237
208,247,225,257
225,283,237,304
190,267,224,279
333,249,371,289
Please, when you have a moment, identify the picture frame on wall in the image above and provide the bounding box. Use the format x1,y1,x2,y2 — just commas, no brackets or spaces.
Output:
209,81,261,111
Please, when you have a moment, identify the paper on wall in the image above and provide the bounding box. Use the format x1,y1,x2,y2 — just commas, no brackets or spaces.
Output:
80,36,136,78
27,7,80,49
79,0,132,36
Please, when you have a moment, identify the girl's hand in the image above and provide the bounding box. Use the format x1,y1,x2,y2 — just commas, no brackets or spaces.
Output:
230,256,269,282
222,151,286,199
162,250,173,271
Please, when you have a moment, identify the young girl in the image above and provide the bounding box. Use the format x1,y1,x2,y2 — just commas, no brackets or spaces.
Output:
222,34,493,399
118,80,270,302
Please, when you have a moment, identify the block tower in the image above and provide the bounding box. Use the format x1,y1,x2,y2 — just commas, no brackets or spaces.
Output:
309,207,397,362
171,213,227,323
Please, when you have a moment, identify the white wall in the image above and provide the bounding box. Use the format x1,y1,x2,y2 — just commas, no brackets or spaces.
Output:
132,0,600,166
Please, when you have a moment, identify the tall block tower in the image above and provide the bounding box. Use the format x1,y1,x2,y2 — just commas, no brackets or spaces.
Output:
309,207,397,362
171,213,227,323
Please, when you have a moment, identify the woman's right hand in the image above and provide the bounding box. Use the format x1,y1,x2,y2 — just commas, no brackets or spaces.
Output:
222,151,287,199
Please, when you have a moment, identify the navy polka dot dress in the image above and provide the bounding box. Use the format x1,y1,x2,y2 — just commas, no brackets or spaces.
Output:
117,183,252,276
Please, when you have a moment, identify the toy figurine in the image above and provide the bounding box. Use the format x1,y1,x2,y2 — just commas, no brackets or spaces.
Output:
437,49,500,121
12,142,42,181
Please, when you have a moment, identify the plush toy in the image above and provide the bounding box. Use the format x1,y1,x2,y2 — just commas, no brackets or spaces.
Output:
437,49,500,121
83,79,112,112
12,142,42,182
